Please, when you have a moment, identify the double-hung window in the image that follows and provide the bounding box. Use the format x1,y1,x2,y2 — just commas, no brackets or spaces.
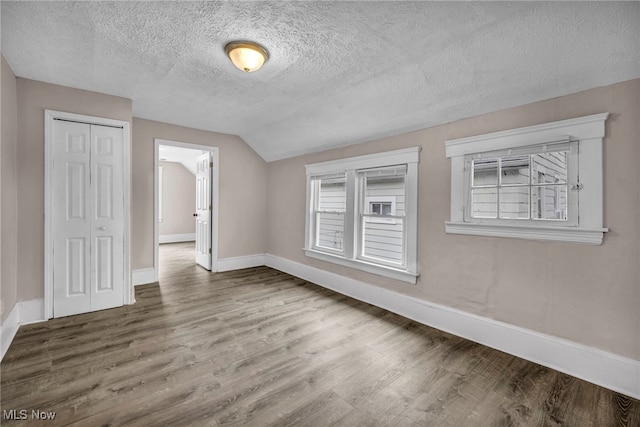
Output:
305,147,420,283
445,113,609,244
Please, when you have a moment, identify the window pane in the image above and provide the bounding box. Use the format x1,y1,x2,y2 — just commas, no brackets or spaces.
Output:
315,176,346,251
365,175,405,215
499,187,530,219
532,185,567,220
362,217,403,265
473,158,497,186
381,203,392,216
501,155,529,185
532,151,568,184
319,179,346,211
316,212,344,250
471,188,497,218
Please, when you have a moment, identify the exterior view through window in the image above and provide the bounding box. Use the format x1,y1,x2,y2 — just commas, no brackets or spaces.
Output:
471,150,568,221
315,174,346,252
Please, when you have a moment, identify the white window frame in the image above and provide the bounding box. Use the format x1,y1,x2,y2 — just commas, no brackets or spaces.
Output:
158,165,164,223
445,113,609,244
305,147,420,283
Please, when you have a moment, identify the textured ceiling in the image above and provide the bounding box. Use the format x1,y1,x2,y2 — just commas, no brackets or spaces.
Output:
2,1,639,162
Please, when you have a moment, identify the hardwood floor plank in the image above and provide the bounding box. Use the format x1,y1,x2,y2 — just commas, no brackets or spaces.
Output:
277,390,353,427
1,242,638,426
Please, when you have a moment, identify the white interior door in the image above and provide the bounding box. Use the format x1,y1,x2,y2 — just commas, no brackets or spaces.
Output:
195,152,212,270
52,119,124,317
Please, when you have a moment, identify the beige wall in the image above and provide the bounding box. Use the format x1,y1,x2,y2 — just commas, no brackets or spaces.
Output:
10,78,267,302
132,118,267,270
266,79,640,360
159,161,196,236
15,79,133,301
1,55,18,321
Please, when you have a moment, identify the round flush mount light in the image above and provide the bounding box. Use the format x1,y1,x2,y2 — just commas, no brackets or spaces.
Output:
224,41,269,73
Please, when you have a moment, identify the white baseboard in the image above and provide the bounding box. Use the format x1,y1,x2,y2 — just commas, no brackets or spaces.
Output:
159,233,195,244
19,299,45,325
265,254,640,399
1,303,20,361
1,299,45,362
132,268,157,286
218,254,266,272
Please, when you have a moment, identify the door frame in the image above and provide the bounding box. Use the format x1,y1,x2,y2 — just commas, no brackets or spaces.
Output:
44,110,132,320
154,139,219,279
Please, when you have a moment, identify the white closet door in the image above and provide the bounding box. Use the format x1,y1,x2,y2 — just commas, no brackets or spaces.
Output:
195,152,212,270
52,120,124,317
53,121,92,316
90,124,124,311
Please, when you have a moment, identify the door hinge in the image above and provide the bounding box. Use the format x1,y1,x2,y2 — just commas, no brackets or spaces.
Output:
209,162,213,167
209,204,212,210
209,248,212,254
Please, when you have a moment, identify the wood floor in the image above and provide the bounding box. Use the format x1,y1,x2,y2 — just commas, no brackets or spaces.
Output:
1,242,638,426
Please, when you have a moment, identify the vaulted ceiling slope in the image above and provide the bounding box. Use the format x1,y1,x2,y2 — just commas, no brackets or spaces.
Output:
2,1,639,162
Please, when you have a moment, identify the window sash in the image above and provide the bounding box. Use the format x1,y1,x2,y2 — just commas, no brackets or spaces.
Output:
358,214,406,268
313,211,345,254
464,142,578,226
310,174,346,254
357,166,408,267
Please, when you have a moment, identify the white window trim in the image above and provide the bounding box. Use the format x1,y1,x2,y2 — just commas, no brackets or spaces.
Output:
305,147,420,284
445,113,609,245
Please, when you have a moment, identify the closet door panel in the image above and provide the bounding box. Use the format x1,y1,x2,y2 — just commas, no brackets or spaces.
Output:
90,125,124,311
52,120,92,317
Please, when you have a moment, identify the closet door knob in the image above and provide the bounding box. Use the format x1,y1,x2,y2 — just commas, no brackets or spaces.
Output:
193,213,198,217
99,226,106,231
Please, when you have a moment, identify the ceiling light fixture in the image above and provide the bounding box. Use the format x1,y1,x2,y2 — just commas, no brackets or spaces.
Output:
225,41,269,73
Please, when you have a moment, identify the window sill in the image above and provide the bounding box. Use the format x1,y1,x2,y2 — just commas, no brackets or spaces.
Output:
445,221,608,245
304,249,418,284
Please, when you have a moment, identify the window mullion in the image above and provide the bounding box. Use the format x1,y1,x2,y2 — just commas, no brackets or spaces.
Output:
343,169,357,260
403,163,417,272
305,176,314,250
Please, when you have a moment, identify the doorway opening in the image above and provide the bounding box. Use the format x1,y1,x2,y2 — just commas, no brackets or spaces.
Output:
153,139,219,282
